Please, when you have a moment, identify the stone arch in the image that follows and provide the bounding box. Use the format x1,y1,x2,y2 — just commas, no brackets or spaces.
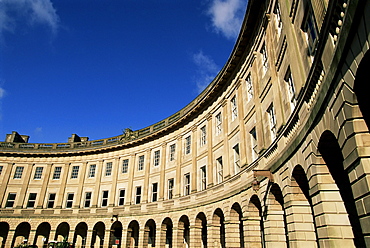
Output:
143,219,156,248
245,195,263,247
126,220,139,248
55,222,70,242
12,222,31,248
318,130,364,247
287,165,318,247
91,222,105,248
0,222,9,248
194,212,207,248
264,183,288,248
34,222,51,247
354,49,370,130
225,202,244,248
210,208,226,248
73,222,88,248
160,217,173,248
108,221,122,248
177,215,190,248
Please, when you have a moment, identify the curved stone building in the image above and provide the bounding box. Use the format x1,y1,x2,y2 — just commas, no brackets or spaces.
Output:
1,0,370,247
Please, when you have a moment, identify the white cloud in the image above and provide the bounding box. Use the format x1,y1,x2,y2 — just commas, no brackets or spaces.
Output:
34,127,43,134
0,88,5,99
192,51,219,93
0,0,59,36
207,0,248,39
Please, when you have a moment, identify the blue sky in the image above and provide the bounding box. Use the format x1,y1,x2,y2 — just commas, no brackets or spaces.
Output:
0,0,248,143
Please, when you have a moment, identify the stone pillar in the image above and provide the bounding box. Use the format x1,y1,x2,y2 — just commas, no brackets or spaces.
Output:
137,229,146,248
350,156,370,246
175,144,182,198
159,143,167,201
49,229,57,242
191,125,198,193
236,83,248,169
155,226,164,248
84,230,93,248
36,163,52,208
0,163,13,206
125,154,136,205
207,223,221,248
263,207,287,248
91,160,103,208
121,228,128,248
309,159,355,247
109,158,120,207
176,135,184,195
285,199,317,248
55,163,71,208
189,225,202,248
15,163,33,208
5,230,16,248
224,220,240,248
142,149,151,203
103,230,111,248
243,215,262,248
172,227,181,248
74,162,87,208
206,114,214,187
221,100,230,179
28,230,36,246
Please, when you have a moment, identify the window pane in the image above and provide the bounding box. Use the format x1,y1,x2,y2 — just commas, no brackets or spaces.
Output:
53,167,62,179
14,166,24,179
71,166,79,179
34,167,43,179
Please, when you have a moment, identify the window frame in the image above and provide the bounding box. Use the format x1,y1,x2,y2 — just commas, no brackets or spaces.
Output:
84,192,92,208
233,144,241,174
200,166,207,191
246,73,253,101
13,166,24,179
152,183,158,202
169,144,176,161
250,127,258,161
66,193,74,208
101,190,109,207
26,193,37,208
168,178,174,200
184,173,191,196
301,6,319,55
200,126,207,147
34,167,43,180
267,104,277,140
261,43,269,75
231,96,238,121
71,166,79,179
216,157,223,184
285,67,297,111
118,189,125,206
138,155,145,171
47,193,56,208
154,150,160,166
105,162,112,176
5,193,16,208
274,1,283,36
88,164,96,178
53,166,62,180
185,136,191,155
122,159,129,173
135,186,142,204
215,113,222,135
